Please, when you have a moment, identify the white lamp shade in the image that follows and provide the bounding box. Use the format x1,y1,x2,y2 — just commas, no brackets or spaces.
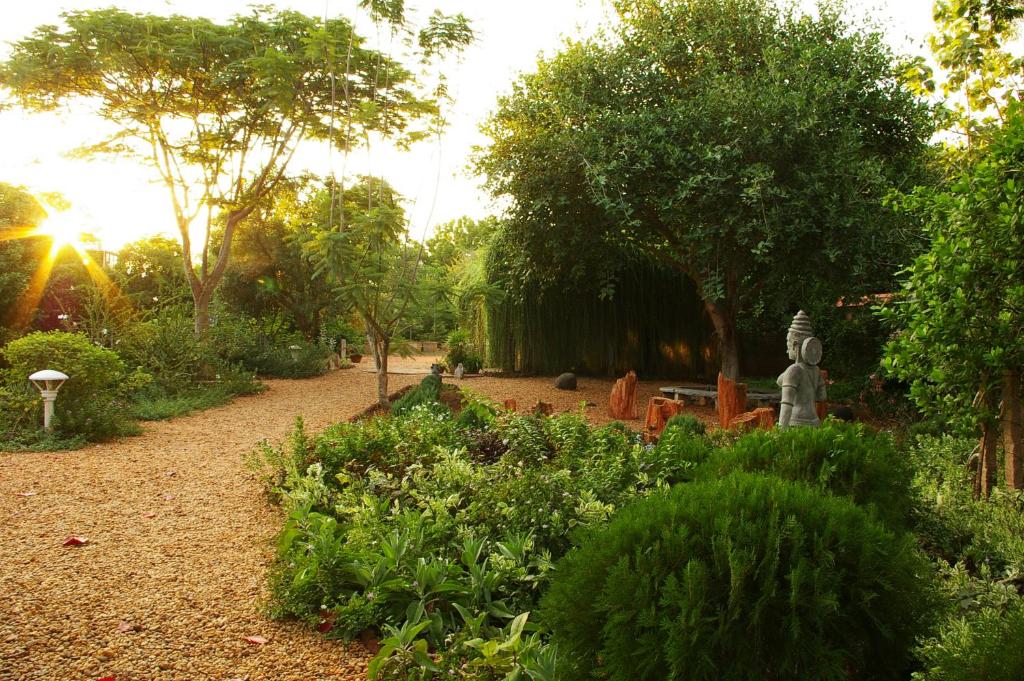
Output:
29,370,69,382
29,369,69,393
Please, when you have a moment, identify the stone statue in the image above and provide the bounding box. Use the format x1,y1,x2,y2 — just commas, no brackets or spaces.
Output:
777,310,826,429
454,363,465,380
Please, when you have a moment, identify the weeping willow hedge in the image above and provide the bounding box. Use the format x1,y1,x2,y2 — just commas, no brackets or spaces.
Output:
487,256,721,379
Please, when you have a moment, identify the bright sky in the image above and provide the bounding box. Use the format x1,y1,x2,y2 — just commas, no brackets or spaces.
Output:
0,0,937,251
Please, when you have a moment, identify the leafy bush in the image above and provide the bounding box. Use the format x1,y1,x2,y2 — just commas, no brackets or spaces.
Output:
698,421,914,528
543,473,935,681
908,434,1024,575
267,407,668,663
391,374,443,415
914,597,1024,681
117,306,204,392
2,331,147,440
445,329,483,373
649,416,712,482
249,342,330,378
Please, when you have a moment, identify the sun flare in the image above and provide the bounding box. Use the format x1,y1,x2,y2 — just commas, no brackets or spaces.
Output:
35,210,91,257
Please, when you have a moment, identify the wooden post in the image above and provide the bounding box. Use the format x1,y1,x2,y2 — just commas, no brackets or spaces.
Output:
717,372,748,429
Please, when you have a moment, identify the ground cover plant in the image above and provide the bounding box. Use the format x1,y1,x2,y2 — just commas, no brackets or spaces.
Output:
259,381,969,680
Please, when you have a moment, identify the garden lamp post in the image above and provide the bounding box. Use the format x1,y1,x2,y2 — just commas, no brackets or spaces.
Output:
29,370,69,431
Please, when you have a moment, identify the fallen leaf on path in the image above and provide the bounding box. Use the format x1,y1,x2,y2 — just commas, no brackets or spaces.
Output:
117,621,138,633
141,512,157,519
244,635,268,645
163,494,175,501
63,536,88,547
97,676,115,681
165,470,176,477
317,620,333,633
15,491,37,497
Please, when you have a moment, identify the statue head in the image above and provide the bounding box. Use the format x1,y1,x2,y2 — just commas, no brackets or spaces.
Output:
786,310,815,362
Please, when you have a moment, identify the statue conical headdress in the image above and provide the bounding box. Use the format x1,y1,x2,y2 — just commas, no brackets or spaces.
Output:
788,310,814,340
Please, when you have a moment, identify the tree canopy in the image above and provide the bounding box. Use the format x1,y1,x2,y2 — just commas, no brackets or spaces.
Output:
478,0,934,378
0,6,465,334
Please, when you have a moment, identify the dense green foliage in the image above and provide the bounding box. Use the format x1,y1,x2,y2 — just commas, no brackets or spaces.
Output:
914,598,1024,681
443,330,483,374
0,184,48,342
883,102,1024,430
699,421,914,528
1,331,146,441
479,0,933,378
543,472,934,681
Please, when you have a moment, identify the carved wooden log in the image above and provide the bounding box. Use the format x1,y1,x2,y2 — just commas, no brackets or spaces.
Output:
729,407,776,432
717,372,748,429
503,399,517,412
644,397,686,437
532,400,553,417
609,370,640,420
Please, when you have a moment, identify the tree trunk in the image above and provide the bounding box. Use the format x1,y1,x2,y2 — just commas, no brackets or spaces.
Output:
193,290,212,336
1002,369,1023,490
979,389,999,499
367,330,390,406
705,299,740,381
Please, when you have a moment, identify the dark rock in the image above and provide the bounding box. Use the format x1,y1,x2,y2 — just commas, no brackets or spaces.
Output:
554,372,577,390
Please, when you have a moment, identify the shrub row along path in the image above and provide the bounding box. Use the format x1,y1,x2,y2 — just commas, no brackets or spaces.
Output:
0,358,693,681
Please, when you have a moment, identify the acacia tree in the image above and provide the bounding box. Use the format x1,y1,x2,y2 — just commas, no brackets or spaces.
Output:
478,0,933,379
307,176,422,405
0,8,438,335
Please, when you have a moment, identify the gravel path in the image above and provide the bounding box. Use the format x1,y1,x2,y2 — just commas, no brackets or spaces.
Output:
0,360,711,681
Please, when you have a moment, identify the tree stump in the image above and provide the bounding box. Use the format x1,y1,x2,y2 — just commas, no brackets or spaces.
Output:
717,372,748,429
609,370,639,420
532,400,553,417
644,397,686,438
503,399,517,412
729,407,776,432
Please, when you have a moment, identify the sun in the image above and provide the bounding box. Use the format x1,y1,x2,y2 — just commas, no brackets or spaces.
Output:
35,210,90,257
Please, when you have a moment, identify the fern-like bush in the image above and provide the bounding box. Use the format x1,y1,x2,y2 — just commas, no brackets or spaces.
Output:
698,421,913,527
542,473,934,681
914,598,1024,681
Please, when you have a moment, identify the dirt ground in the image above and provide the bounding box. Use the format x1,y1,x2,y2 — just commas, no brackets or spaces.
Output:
0,356,711,681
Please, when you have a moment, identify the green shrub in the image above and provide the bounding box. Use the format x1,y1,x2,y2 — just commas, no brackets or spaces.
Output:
249,343,330,378
650,417,712,482
391,374,443,415
698,421,913,527
909,434,1024,573
117,306,203,392
445,329,483,373
663,414,706,437
914,597,1024,681
2,331,147,440
543,473,935,681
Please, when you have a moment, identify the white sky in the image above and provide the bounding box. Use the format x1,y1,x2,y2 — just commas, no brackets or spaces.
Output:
0,0,937,250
